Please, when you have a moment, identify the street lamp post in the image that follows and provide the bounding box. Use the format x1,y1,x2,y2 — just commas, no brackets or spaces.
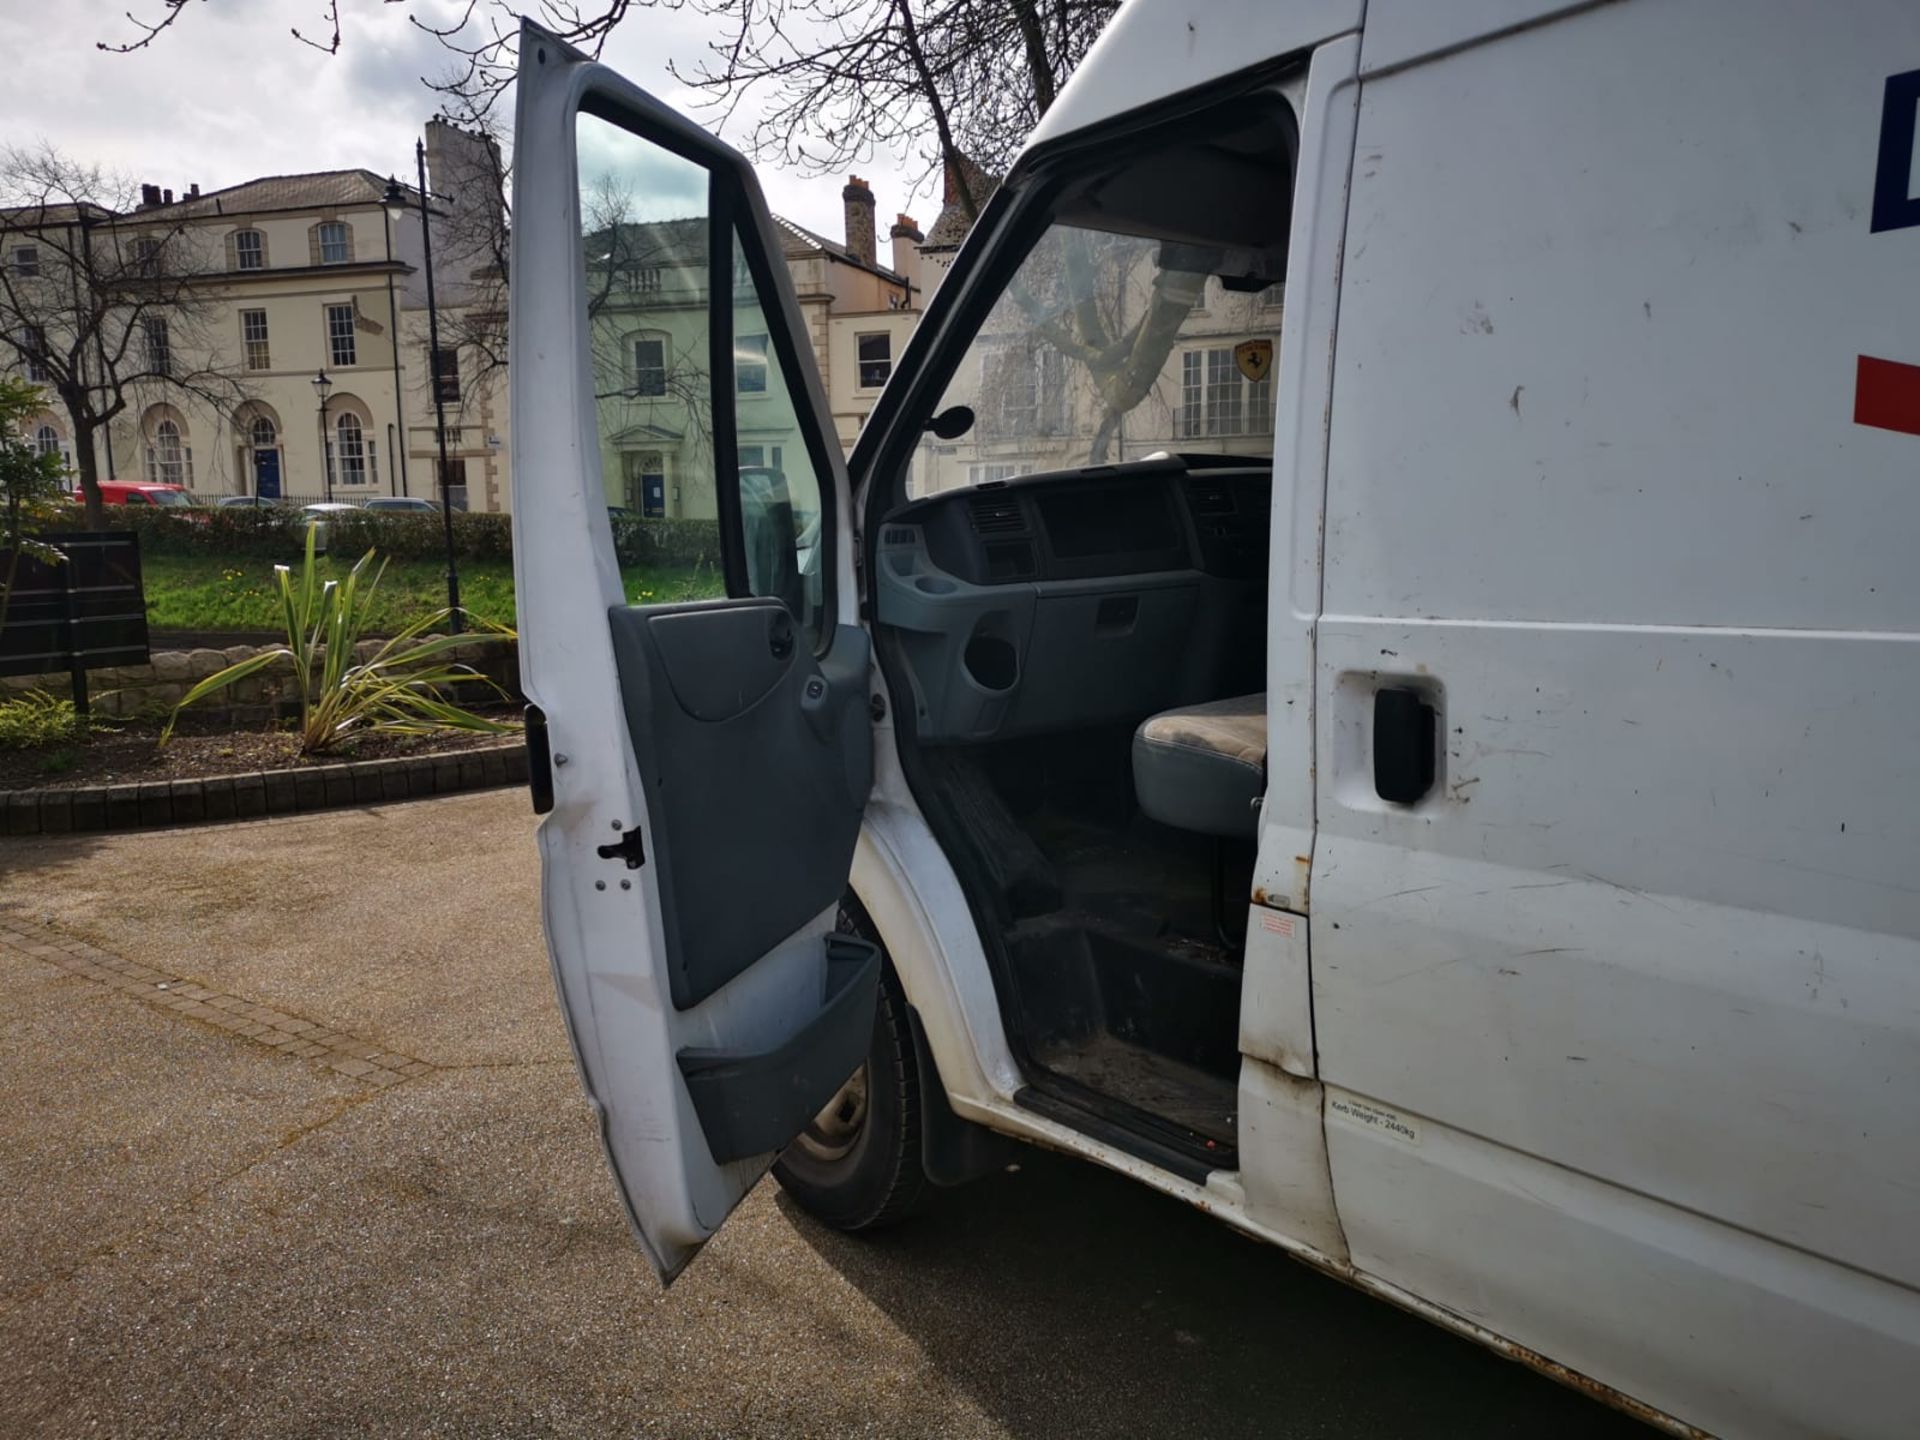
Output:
310,369,333,503
387,148,462,633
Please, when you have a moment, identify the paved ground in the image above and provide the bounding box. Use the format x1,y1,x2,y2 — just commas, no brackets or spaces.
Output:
0,791,1651,1439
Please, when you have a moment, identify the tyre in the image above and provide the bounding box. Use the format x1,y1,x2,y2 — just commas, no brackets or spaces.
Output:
772,898,930,1231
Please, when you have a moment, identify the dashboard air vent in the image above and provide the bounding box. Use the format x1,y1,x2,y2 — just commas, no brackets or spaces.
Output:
967,494,1025,535
1186,479,1234,515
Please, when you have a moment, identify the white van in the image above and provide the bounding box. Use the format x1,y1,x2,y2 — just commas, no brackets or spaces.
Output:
508,4,1920,1435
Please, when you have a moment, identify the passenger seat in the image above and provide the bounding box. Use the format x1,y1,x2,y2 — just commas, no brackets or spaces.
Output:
1131,694,1266,839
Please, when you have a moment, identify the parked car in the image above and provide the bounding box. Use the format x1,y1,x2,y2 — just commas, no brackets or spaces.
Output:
296,502,361,552
97,481,195,506
214,495,283,509
363,496,440,513
509,6,1920,1439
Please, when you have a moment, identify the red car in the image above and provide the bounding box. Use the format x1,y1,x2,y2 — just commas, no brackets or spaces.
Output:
94,481,196,506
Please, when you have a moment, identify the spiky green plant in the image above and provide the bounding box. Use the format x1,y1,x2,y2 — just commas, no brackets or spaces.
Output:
162,523,518,755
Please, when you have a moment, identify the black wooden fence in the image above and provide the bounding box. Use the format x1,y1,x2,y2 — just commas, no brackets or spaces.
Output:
0,531,150,716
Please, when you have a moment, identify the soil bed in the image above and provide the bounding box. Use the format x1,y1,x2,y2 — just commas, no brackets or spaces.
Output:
0,714,519,791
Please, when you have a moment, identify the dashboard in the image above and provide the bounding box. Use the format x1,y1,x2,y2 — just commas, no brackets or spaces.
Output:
875,456,1271,743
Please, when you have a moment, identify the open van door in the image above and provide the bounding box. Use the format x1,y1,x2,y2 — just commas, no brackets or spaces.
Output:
509,22,880,1281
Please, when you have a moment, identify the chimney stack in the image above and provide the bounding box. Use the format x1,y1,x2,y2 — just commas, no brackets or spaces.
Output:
188,182,200,198
842,175,876,267
889,213,923,303
162,188,174,205
139,183,162,209
424,117,508,284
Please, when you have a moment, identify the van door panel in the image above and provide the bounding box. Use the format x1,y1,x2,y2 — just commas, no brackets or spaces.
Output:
510,26,875,1280
1315,1,1920,1433
1315,622,1920,1284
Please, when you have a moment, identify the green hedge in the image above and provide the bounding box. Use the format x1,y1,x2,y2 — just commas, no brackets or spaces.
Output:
611,515,721,568
90,504,294,558
45,505,722,569
316,510,516,561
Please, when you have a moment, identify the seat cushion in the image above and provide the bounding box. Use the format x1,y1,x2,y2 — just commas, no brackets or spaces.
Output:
1132,693,1267,839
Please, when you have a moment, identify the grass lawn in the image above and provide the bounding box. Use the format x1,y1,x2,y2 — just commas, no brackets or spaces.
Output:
143,553,725,633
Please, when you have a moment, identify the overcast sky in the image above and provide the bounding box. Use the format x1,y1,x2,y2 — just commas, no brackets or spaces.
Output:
0,0,932,244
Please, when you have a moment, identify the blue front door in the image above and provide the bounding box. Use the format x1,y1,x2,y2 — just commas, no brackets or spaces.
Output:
642,470,665,517
253,447,282,499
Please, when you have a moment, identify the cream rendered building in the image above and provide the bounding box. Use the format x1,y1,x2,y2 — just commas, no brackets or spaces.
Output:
5,122,511,512
10,142,970,520
582,174,928,521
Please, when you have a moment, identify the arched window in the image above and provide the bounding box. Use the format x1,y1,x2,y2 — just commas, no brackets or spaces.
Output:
314,221,352,265
34,424,60,458
146,418,192,487
231,228,265,271
250,415,276,449
333,413,377,486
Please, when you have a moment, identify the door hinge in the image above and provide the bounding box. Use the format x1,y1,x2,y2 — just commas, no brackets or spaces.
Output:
596,829,647,868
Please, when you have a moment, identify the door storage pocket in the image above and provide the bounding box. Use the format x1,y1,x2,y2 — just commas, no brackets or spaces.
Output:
676,933,882,1164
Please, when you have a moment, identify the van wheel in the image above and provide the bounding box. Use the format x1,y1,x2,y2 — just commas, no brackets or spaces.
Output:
773,901,930,1231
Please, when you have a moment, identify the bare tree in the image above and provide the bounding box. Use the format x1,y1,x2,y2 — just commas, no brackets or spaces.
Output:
0,147,259,528
102,1,1119,218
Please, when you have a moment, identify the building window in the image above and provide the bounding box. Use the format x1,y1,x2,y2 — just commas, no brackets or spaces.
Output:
240,309,270,370
333,413,376,486
857,332,891,389
1181,347,1272,438
130,237,160,274
735,333,768,394
439,458,468,510
316,222,352,265
232,229,265,271
979,347,1064,441
737,444,784,472
326,304,357,367
249,415,277,449
431,347,460,403
631,335,666,397
147,418,192,487
143,317,172,377
967,462,1030,484
9,246,37,277
22,325,48,382
34,424,60,457
1205,349,1242,435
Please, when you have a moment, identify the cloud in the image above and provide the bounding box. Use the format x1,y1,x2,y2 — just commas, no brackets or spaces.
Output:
3,0,942,245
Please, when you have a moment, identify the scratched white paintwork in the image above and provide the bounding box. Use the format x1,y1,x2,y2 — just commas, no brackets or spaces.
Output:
1022,0,1361,158
521,0,1920,1431
510,32,862,1281
1250,34,1358,917
1315,2,1920,1435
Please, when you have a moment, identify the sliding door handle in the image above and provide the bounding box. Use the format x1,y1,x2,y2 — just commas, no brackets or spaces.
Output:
1374,687,1437,805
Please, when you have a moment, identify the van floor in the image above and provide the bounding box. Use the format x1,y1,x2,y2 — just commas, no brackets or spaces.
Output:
1001,804,1247,1151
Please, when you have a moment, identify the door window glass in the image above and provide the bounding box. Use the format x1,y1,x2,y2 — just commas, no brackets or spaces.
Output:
577,116,714,522
731,228,824,640
575,113,829,641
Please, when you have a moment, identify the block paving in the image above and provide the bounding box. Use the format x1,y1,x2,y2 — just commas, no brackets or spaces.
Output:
0,914,433,1089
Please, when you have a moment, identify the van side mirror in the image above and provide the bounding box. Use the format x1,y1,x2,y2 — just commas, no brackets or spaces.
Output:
925,405,975,440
